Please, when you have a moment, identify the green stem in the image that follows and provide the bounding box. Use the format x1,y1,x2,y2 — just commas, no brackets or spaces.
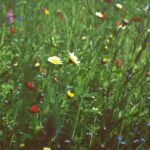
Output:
89,115,97,148
0,24,5,47
71,97,83,140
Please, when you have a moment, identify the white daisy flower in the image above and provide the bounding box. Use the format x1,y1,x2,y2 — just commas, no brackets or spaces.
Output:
47,56,63,65
69,52,80,65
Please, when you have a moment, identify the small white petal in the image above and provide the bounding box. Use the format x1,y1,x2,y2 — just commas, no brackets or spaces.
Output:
95,12,103,18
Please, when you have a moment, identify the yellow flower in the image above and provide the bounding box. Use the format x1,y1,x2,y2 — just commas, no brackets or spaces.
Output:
66,90,74,98
102,58,108,64
19,143,25,148
34,62,40,68
44,9,49,15
104,46,108,50
109,34,114,40
69,52,80,65
117,25,126,30
81,36,87,41
48,56,63,65
43,147,51,150
148,29,150,33
115,4,123,9
13,62,18,67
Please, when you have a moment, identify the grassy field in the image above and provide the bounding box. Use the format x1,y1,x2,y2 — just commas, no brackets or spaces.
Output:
0,0,150,149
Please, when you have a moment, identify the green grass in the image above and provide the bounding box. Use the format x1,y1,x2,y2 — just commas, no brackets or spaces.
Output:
0,0,150,149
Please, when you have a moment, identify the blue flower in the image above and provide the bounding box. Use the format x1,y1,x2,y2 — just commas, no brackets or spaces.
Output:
18,16,23,21
121,141,126,145
117,136,122,142
117,136,126,145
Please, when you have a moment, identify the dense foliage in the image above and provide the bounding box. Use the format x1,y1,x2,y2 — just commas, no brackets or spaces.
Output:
0,0,150,149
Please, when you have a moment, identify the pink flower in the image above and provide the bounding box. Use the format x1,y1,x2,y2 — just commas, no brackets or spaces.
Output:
7,10,14,23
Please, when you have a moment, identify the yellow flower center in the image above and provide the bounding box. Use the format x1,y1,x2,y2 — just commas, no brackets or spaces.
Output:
70,57,77,64
51,58,59,64
67,90,74,98
103,58,107,63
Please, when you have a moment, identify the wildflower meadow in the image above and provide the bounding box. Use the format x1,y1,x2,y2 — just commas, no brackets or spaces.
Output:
0,0,150,149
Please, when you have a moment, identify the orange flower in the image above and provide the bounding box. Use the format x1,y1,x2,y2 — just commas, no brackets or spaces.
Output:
116,21,121,26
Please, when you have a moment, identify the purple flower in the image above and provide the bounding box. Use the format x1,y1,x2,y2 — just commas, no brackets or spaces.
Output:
121,141,126,145
117,136,122,142
7,10,14,23
117,136,126,145
133,139,140,143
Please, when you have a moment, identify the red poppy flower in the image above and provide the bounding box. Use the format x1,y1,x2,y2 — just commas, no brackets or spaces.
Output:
116,58,122,64
30,105,40,113
116,58,122,68
131,17,141,22
26,81,34,90
101,13,107,19
8,27,15,33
